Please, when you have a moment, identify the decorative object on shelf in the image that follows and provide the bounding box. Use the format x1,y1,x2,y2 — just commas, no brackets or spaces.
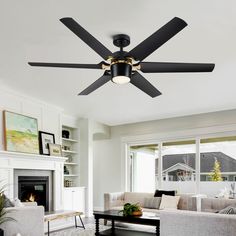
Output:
38,131,55,155
65,155,73,163
62,145,70,151
119,203,142,216
62,130,70,139
64,166,69,175
3,110,39,154
48,143,62,156
64,179,73,187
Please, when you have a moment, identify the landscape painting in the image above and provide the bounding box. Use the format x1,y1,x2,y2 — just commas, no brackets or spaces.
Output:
3,111,39,154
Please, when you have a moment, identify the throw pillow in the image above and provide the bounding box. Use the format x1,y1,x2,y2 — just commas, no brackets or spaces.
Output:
13,198,24,207
143,197,161,209
3,194,14,208
154,189,176,197
218,205,236,214
159,194,180,210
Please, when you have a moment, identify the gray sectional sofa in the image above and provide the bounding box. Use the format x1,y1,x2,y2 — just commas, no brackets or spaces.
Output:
161,197,236,236
1,205,44,236
104,192,236,236
104,192,197,213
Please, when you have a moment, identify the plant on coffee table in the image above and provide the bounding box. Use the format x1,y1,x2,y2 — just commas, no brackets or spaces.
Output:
119,203,142,216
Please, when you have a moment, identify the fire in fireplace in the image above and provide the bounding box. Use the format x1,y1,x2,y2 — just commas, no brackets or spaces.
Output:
18,176,49,211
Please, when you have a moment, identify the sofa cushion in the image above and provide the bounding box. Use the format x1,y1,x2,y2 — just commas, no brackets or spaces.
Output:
143,197,161,209
177,194,196,211
154,190,175,197
159,194,180,210
124,192,153,207
218,205,236,214
201,198,236,212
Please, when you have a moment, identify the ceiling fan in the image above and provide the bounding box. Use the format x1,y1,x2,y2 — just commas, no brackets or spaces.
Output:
28,17,215,98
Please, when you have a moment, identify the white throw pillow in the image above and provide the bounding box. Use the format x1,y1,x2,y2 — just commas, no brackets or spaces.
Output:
13,198,24,207
159,194,180,210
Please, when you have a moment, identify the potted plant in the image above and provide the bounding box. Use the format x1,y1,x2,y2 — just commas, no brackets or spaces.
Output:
0,185,15,236
119,203,143,216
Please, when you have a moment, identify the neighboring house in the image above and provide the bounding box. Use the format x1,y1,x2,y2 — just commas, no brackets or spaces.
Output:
156,152,236,181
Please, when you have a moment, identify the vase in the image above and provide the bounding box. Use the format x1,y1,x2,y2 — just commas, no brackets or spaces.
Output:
0,228,4,236
132,210,143,216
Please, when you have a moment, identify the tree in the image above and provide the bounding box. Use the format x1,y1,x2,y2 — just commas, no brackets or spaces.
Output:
209,159,223,181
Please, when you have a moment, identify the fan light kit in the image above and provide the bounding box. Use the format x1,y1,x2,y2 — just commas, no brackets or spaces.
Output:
29,17,215,97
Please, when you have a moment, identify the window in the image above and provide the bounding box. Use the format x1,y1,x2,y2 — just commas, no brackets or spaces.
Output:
130,144,158,192
162,140,196,182
128,135,236,197
199,136,236,196
161,140,196,194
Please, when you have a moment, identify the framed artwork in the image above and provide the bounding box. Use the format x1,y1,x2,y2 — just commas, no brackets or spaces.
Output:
3,110,39,154
48,143,62,157
38,131,55,155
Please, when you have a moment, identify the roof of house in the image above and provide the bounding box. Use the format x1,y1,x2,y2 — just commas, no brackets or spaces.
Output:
155,152,236,174
163,163,195,173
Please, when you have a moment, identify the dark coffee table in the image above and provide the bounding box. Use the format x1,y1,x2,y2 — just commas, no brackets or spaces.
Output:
94,210,160,236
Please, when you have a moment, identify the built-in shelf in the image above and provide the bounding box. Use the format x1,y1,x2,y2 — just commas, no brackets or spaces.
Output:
62,124,80,188
62,137,78,143
64,174,79,177
64,162,77,166
62,150,77,154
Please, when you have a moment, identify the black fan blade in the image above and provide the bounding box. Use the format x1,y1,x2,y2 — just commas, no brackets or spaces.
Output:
129,17,187,61
28,62,104,69
60,18,112,60
140,62,215,73
79,72,111,95
130,72,162,98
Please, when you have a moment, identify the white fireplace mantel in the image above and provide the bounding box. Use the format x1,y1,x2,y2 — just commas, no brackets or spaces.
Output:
0,150,66,210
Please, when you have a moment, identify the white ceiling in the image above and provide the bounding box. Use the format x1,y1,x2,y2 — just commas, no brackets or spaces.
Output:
0,0,236,125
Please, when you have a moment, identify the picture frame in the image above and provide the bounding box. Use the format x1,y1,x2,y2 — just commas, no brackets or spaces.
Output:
38,131,55,155
3,110,39,154
48,143,62,157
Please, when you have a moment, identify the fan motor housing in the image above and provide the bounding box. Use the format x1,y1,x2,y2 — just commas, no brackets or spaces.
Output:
111,63,132,80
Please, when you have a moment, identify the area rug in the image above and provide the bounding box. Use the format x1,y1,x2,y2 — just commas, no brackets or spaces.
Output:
50,223,108,236
50,222,156,235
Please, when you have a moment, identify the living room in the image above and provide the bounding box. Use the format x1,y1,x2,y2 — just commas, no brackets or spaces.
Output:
1,0,236,236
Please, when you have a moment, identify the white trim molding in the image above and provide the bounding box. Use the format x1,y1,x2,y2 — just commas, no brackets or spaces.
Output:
0,151,66,210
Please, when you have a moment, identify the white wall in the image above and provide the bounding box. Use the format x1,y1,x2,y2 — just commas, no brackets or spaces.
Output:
0,86,63,148
93,109,236,209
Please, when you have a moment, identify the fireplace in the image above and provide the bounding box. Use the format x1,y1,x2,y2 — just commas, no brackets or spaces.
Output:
18,176,49,211
14,169,53,212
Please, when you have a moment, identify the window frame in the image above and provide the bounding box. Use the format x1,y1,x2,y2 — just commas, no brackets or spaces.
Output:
123,127,236,193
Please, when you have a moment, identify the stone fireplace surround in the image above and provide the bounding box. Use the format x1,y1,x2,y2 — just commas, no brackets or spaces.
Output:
0,150,66,211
